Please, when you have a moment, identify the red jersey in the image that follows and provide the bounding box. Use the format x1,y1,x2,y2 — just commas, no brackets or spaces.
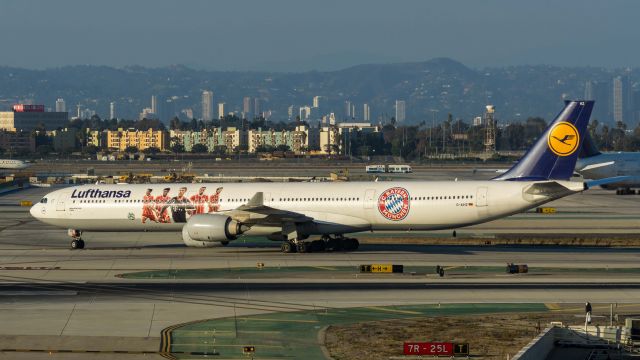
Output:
209,193,221,212
190,194,209,214
142,195,156,222
155,195,171,223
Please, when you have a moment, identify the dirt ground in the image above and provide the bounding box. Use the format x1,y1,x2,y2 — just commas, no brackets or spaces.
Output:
325,313,581,360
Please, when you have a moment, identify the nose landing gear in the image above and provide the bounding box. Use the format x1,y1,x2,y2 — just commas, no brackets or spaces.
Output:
68,229,85,250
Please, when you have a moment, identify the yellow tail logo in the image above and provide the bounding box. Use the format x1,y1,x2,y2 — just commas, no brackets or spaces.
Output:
547,122,579,156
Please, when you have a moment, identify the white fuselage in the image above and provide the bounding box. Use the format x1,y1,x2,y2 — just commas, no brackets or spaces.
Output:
30,180,583,238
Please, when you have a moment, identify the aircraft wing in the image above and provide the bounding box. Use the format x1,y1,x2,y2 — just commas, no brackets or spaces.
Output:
578,160,615,172
584,176,633,189
222,192,314,226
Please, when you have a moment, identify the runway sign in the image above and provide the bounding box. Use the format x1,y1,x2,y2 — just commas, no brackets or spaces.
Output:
359,264,403,273
403,342,469,356
403,342,453,356
536,207,556,214
454,343,469,355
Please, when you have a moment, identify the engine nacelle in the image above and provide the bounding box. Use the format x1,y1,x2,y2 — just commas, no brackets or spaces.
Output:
182,214,245,246
182,227,229,247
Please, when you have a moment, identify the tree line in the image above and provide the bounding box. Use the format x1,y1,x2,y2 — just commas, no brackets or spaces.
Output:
3,113,640,159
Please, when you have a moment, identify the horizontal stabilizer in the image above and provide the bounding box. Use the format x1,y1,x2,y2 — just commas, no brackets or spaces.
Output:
524,181,582,198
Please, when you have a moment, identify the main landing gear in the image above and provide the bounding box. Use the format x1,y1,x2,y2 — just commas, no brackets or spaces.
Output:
68,229,85,250
280,235,359,253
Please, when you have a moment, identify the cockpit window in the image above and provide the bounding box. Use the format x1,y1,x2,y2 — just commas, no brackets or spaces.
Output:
40,198,48,204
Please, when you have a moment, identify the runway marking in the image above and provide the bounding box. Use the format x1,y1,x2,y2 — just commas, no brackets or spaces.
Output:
171,343,282,348
311,266,337,271
238,317,319,323
367,306,422,315
444,266,461,271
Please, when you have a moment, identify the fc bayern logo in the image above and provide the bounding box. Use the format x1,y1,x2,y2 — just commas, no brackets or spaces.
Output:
378,187,410,221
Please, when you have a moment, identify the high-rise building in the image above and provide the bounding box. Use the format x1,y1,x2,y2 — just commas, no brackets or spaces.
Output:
109,102,116,120
151,95,158,114
363,103,370,122
287,105,295,120
344,101,352,120
584,80,609,122
218,102,225,120
76,104,82,119
55,98,66,113
613,77,623,124
584,81,595,101
243,97,252,118
202,90,214,121
299,106,311,120
313,96,324,108
254,98,264,118
395,100,406,123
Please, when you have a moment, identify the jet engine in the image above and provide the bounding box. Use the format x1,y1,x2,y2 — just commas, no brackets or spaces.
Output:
182,214,247,247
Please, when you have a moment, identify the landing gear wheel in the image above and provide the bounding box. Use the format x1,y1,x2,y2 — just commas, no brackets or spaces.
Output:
311,240,326,252
221,241,230,246
297,242,310,253
70,239,84,250
281,241,296,253
347,238,359,251
343,238,359,251
325,238,340,252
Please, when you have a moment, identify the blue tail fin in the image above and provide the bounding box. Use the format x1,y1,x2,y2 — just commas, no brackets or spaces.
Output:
494,100,593,181
579,132,601,158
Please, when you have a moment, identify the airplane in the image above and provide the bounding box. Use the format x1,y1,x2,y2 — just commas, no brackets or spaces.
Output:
30,100,615,252
0,159,29,170
575,134,640,195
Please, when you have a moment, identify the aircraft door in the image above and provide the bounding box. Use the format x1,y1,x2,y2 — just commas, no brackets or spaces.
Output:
263,192,271,206
476,187,488,207
56,191,70,211
364,189,375,209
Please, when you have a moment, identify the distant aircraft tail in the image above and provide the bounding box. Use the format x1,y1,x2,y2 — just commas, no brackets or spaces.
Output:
579,132,601,158
494,100,593,181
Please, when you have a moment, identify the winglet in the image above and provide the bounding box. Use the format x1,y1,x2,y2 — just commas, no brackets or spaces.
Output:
246,192,264,207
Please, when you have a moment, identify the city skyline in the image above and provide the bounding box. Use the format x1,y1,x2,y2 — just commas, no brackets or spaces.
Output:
3,58,640,127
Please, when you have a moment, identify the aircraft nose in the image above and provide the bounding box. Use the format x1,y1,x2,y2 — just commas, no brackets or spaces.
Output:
30,203,40,218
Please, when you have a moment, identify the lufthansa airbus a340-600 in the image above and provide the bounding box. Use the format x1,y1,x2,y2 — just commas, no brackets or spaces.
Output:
30,101,618,252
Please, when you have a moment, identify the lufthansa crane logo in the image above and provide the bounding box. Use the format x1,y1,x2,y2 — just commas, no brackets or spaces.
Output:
378,187,410,221
547,122,579,156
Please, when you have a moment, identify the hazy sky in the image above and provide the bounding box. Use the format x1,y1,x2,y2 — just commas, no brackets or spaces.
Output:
0,0,637,71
